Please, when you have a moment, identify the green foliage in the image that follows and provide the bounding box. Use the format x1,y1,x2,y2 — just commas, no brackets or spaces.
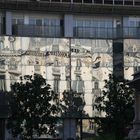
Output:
7,74,60,140
93,74,134,140
60,90,88,118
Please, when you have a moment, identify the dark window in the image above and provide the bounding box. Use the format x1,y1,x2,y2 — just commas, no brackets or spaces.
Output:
62,0,71,2
40,0,50,1
114,0,123,5
54,75,60,93
12,18,24,25
0,119,5,140
94,0,103,4
0,75,5,91
94,81,99,89
73,0,82,3
36,19,42,26
29,19,36,25
113,41,124,80
60,20,64,26
125,0,133,5
135,1,140,5
83,0,92,3
52,0,61,2
104,0,113,4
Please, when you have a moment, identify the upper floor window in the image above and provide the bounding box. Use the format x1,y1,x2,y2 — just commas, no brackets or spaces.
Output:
74,18,113,28
29,19,42,26
12,18,24,25
124,17,140,27
29,18,61,26
12,16,63,37
44,19,60,26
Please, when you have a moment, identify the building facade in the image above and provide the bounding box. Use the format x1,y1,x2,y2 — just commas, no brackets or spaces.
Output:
0,0,140,139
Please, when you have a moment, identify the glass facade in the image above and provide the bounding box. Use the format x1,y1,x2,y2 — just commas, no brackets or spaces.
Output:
2,34,139,140
2,0,140,6
74,17,114,38
12,16,63,37
0,36,113,118
124,39,140,80
1,5,140,138
1,35,139,139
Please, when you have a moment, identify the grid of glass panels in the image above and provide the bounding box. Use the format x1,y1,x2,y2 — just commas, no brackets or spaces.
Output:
74,18,114,38
0,36,113,118
5,0,140,6
124,39,140,80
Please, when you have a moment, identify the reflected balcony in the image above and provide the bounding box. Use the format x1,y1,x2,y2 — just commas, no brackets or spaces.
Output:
12,24,63,37
52,67,61,75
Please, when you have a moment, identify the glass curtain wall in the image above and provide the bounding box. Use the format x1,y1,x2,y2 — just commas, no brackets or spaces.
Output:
0,36,113,139
0,36,113,117
124,39,140,80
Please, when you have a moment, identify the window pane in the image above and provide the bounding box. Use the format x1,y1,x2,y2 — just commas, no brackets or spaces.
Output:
44,19,49,26
36,19,42,26
12,19,16,24
29,19,36,25
17,19,24,25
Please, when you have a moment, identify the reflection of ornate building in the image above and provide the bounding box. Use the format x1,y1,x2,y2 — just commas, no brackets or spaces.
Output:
0,37,113,118
1,1,140,139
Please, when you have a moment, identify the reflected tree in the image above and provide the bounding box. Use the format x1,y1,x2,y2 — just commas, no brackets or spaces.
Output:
7,74,60,140
93,74,135,140
60,90,88,118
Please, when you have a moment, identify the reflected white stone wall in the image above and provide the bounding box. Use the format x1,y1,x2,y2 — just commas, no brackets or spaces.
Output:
124,39,140,80
0,36,113,117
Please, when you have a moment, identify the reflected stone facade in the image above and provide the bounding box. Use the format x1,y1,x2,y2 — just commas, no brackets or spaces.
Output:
124,39,140,80
0,36,113,117
3,36,140,118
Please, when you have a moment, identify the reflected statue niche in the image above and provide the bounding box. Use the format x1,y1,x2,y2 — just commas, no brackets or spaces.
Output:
10,74,17,85
53,57,61,94
0,58,5,69
0,41,4,51
92,81,102,117
0,74,5,91
76,58,82,71
72,75,85,93
8,36,16,51
9,58,17,70
92,81,101,96
53,59,60,93
54,58,59,67
34,58,40,72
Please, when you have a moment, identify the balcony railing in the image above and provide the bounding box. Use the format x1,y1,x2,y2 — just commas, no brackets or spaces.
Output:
1,0,140,6
74,27,140,39
12,24,63,37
